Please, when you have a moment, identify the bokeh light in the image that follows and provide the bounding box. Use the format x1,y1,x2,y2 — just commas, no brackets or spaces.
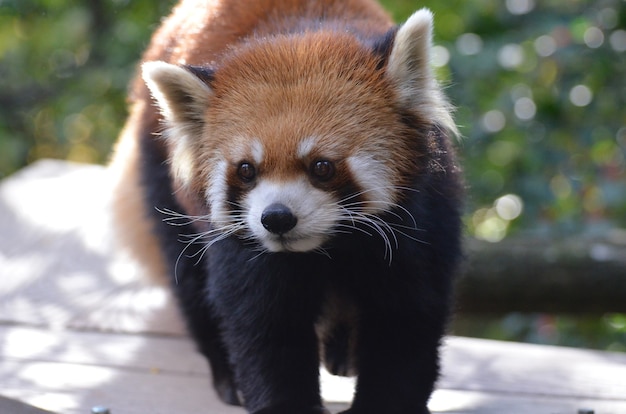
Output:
569,85,593,107
583,27,604,48
482,110,506,133
534,35,557,57
471,193,524,242
514,97,536,120
609,30,626,52
498,44,525,69
432,45,450,68
495,194,524,221
505,0,535,15
456,33,483,56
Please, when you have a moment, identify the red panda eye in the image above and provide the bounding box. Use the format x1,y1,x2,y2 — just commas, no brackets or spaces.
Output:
237,162,256,182
311,160,335,181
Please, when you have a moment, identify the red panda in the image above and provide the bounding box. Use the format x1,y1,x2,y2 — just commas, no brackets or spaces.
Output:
110,1,463,413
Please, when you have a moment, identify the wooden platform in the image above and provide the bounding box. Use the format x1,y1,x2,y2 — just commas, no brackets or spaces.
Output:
1,160,626,414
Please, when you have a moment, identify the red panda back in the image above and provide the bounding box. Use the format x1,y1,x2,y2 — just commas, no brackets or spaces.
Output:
132,0,393,103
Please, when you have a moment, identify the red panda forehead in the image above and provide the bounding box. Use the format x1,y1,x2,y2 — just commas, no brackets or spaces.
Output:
212,31,393,103
204,31,425,188
207,32,404,154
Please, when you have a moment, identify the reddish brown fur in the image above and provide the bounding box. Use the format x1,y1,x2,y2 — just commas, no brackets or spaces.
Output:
110,0,412,278
131,0,391,104
200,32,424,189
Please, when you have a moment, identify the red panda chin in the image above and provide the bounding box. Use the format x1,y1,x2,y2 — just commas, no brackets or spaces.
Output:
262,234,327,254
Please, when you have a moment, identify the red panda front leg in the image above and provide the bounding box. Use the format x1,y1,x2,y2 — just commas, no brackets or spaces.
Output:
339,188,459,414
206,237,331,414
343,304,442,414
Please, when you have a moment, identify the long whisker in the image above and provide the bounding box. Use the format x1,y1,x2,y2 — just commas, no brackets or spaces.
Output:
340,199,419,230
158,184,426,270
338,209,393,263
247,250,267,262
189,223,246,266
157,206,249,280
313,246,332,259
156,207,212,226
338,185,420,205
334,184,430,265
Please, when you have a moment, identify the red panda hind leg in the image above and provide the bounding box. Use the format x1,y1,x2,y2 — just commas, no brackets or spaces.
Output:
109,104,168,286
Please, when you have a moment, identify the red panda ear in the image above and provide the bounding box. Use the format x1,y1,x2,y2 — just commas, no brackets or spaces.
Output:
142,61,213,187
142,61,213,129
386,9,458,136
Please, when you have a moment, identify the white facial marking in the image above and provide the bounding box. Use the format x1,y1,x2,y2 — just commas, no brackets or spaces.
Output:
169,135,195,186
207,160,230,225
244,178,340,252
347,154,394,212
297,136,318,159
250,139,264,165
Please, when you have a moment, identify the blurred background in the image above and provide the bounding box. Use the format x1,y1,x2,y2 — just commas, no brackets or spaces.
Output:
0,0,624,351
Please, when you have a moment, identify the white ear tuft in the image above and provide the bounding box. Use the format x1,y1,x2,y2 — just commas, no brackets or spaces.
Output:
387,9,458,136
142,61,212,127
142,61,213,187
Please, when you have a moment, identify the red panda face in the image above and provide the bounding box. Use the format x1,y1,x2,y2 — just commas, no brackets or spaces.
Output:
209,136,398,252
143,10,457,254
199,33,426,253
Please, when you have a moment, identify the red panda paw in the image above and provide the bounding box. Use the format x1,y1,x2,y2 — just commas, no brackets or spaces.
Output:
253,405,330,414
339,408,430,414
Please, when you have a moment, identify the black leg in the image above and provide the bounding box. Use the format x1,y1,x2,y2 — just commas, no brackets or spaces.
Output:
346,308,440,414
207,242,330,414
337,253,451,414
171,252,242,406
188,305,241,406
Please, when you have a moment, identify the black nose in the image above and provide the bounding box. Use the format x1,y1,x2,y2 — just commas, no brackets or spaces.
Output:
261,203,298,234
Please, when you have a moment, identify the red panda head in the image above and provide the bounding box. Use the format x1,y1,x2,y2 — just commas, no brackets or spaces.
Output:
143,9,456,254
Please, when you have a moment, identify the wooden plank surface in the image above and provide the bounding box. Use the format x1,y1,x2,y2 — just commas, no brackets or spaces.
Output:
1,160,626,414
2,325,626,414
0,160,185,336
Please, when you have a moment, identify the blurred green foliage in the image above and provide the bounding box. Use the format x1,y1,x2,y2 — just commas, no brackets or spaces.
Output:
0,0,175,174
2,0,624,237
0,0,625,350
384,0,626,241
453,312,626,353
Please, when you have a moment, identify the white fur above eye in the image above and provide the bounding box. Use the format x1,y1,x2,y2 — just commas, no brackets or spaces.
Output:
297,136,318,159
250,139,265,165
